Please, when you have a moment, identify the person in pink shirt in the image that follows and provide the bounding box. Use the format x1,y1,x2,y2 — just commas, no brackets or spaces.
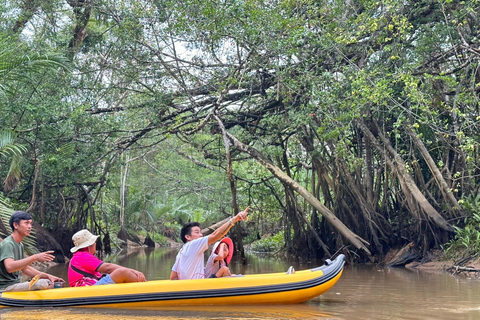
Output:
68,229,146,287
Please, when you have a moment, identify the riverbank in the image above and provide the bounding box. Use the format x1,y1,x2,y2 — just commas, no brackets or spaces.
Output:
405,260,454,275
382,244,480,278
405,253,480,279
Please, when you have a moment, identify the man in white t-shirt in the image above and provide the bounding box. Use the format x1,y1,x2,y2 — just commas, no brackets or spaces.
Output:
170,207,250,280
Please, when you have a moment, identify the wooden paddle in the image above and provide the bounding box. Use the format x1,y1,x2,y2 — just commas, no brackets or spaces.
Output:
29,274,40,290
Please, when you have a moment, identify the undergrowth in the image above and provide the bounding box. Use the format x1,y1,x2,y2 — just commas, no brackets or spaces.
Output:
443,193,480,260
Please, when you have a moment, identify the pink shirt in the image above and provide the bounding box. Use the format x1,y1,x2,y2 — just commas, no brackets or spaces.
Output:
68,251,104,287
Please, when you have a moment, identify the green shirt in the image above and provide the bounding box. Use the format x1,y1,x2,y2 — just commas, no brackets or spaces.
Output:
0,235,26,289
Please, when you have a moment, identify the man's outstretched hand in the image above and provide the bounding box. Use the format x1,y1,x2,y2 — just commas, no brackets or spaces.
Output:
235,206,251,223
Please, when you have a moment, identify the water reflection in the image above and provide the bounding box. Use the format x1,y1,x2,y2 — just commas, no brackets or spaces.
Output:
0,304,334,320
319,265,480,320
9,247,480,319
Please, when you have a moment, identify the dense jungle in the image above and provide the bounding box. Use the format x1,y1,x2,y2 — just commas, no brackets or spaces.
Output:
1,0,480,266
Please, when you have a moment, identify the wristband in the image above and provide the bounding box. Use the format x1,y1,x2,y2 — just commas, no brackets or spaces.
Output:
229,217,235,226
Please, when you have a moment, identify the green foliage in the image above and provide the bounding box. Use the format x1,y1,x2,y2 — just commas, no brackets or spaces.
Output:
135,228,170,246
0,131,26,159
250,231,285,253
0,33,70,98
0,130,26,192
149,233,170,247
0,196,14,238
1,0,480,260
444,194,480,260
0,32,69,194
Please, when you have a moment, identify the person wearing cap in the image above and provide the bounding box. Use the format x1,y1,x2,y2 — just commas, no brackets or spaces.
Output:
0,211,65,291
68,229,146,287
170,206,250,280
204,237,235,278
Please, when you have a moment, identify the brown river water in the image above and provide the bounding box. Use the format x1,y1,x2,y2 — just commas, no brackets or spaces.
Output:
1,247,479,320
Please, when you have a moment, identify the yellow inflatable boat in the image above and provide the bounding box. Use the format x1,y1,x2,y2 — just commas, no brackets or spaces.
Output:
0,254,345,308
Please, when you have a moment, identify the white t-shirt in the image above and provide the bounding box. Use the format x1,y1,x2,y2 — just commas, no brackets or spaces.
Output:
172,237,209,280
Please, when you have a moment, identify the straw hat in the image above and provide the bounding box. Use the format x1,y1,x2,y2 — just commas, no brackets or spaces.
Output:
212,237,234,264
71,229,99,253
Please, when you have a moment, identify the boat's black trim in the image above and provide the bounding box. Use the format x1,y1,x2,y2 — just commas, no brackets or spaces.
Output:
0,254,345,307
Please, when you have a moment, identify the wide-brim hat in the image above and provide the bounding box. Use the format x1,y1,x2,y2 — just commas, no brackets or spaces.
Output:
71,229,99,253
212,237,234,264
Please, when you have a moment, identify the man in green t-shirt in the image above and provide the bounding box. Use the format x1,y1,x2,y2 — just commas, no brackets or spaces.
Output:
0,211,64,291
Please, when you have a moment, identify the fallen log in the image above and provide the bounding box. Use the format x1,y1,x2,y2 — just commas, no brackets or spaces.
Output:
201,217,230,236
386,242,421,267
448,266,480,274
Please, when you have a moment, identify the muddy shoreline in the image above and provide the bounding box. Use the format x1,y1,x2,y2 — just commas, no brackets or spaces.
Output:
405,256,480,279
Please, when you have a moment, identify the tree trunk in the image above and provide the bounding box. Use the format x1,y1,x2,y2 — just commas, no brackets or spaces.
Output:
337,158,385,254
364,132,375,205
120,154,129,230
404,123,461,215
201,217,230,235
27,159,40,214
294,200,331,256
284,187,306,254
356,118,454,232
215,115,245,261
68,1,92,54
224,130,371,255
12,0,40,34
33,221,66,263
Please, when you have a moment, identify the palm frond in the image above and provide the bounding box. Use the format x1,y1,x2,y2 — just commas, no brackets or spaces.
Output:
0,197,14,238
0,130,27,158
0,130,26,192
56,141,76,156
0,197,38,254
4,153,23,192
0,33,71,97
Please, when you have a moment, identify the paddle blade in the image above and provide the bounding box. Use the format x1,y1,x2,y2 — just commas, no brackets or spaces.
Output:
29,274,40,289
